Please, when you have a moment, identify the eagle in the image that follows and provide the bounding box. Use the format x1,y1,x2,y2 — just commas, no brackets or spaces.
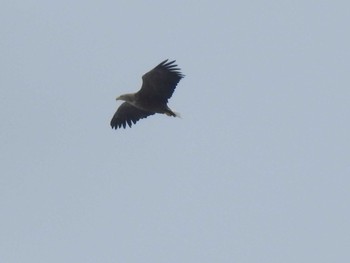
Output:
110,59,184,129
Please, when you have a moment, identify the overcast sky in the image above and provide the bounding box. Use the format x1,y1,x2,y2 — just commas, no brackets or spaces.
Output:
1,1,350,262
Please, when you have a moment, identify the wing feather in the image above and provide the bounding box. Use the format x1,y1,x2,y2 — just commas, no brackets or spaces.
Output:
136,59,184,104
110,102,155,129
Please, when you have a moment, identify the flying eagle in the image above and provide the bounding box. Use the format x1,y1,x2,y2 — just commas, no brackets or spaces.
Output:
110,59,184,129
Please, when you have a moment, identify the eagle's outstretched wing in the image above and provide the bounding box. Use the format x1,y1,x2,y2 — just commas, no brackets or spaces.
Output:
136,60,184,104
110,102,155,129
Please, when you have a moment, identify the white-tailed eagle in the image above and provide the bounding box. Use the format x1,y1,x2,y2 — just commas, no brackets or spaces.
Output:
110,60,184,129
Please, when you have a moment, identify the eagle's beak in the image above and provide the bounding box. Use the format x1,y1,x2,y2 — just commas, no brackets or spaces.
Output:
116,96,121,101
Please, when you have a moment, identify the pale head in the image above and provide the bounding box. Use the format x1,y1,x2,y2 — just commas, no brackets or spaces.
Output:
116,93,136,103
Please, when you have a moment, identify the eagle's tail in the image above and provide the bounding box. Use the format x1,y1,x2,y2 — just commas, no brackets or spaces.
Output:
165,109,181,118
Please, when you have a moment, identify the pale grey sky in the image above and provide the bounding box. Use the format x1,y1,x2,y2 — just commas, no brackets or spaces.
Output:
1,1,350,262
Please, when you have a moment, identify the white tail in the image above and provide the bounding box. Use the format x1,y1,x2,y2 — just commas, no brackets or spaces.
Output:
173,111,181,118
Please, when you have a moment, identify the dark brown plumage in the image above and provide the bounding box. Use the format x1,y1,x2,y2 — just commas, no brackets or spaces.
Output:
110,60,184,129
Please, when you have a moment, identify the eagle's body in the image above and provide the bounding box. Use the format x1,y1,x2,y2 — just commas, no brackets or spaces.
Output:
110,60,184,129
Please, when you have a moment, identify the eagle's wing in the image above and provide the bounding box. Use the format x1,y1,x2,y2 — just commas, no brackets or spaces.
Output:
110,102,155,129
136,60,184,104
